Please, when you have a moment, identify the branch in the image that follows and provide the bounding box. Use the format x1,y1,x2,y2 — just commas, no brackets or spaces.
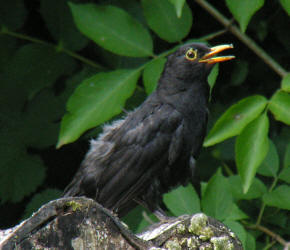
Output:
0,197,243,249
247,224,290,248
195,0,288,78
0,27,104,70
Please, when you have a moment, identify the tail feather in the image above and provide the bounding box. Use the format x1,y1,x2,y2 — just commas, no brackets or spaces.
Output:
63,176,84,197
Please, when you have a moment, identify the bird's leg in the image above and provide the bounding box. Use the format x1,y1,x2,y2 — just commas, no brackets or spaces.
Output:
153,206,172,222
136,199,173,222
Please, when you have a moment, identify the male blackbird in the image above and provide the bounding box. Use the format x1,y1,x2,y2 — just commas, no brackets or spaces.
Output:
63,43,234,219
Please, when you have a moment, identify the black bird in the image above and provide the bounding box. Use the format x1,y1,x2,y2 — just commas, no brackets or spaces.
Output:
63,43,235,219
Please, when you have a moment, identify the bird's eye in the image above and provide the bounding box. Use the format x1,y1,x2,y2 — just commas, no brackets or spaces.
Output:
185,48,197,61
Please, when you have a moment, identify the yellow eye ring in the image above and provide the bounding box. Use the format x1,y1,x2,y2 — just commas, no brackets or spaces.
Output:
185,48,197,61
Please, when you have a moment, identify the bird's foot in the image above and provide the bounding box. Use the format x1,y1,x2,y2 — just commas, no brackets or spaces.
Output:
153,209,175,223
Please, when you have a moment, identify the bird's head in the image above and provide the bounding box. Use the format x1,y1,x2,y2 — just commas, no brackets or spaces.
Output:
164,43,235,82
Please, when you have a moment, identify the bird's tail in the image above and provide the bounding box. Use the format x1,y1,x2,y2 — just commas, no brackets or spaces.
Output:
62,174,84,197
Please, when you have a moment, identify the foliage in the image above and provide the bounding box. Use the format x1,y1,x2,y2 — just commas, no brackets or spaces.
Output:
0,0,289,248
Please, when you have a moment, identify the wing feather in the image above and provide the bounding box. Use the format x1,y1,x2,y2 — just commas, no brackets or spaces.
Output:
65,103,185,213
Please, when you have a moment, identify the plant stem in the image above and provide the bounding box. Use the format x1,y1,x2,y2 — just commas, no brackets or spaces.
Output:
195,0,288,78
61,47,104,69
1,28,49,46
1,29,104,70
247,224,288,247
256,176,278,226
200,29,228,41
263,240,277,250
222,163,234,176
256,203,266,226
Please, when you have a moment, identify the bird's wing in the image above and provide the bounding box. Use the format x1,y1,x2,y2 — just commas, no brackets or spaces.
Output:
85,103,184,211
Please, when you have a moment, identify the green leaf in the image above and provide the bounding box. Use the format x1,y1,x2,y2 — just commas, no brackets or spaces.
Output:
122,206,157,233
279,167,290,184
0,150,45,203
143,57,167,94
283,143,290,169
23,189,62,219
263,209,289,228
200,182,207,198
201,169,234,221
212,138,235,161
223,220,247,248
0,0,27,30
164,184,200,216
207,64,219,99
226,204,249,221
230,61,249,86
3,44,76,99
0,36,17,70
100,49,148,70
58,69,141,147
168,0,186,18
204,95,267,147
235,113,269,193
269,90,290,125
281,73,290,92
225,0,264,33
245,232,256,250
263,185,290,210
24,89,66,147
40,0,88,51
228,175,267,200
69,3,153,57
280,0,290,15
257,139,279,177
142,0,192,43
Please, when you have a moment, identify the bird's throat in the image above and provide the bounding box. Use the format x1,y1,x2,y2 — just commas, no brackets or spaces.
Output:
157,78,209,116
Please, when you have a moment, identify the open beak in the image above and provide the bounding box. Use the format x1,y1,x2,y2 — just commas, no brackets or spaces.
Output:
199,44,235,64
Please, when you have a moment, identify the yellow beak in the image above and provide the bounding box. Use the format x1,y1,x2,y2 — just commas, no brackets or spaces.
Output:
199,44,235,64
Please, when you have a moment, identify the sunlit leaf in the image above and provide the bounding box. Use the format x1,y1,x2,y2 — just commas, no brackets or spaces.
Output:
279,167,290,184
142,0,192,42
280,0,290,15
269,90,290,125
283,143,290,169
257,139,279,177
228,175,267,200
281,73,290,92
226,204,248,221
168,0,186,18
201,169,234,221
69,3,153,57
225,0,264,32
204,95,267,147
200,182,207,198
223,220,247,248
58,69,141,147
164,184,200,216
263,185,290,210
235,113,269,193
245,232,256,250
122,206,158,233
143,57,166,94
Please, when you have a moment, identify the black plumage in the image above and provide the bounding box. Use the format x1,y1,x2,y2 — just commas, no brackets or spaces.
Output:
63,43,234,218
